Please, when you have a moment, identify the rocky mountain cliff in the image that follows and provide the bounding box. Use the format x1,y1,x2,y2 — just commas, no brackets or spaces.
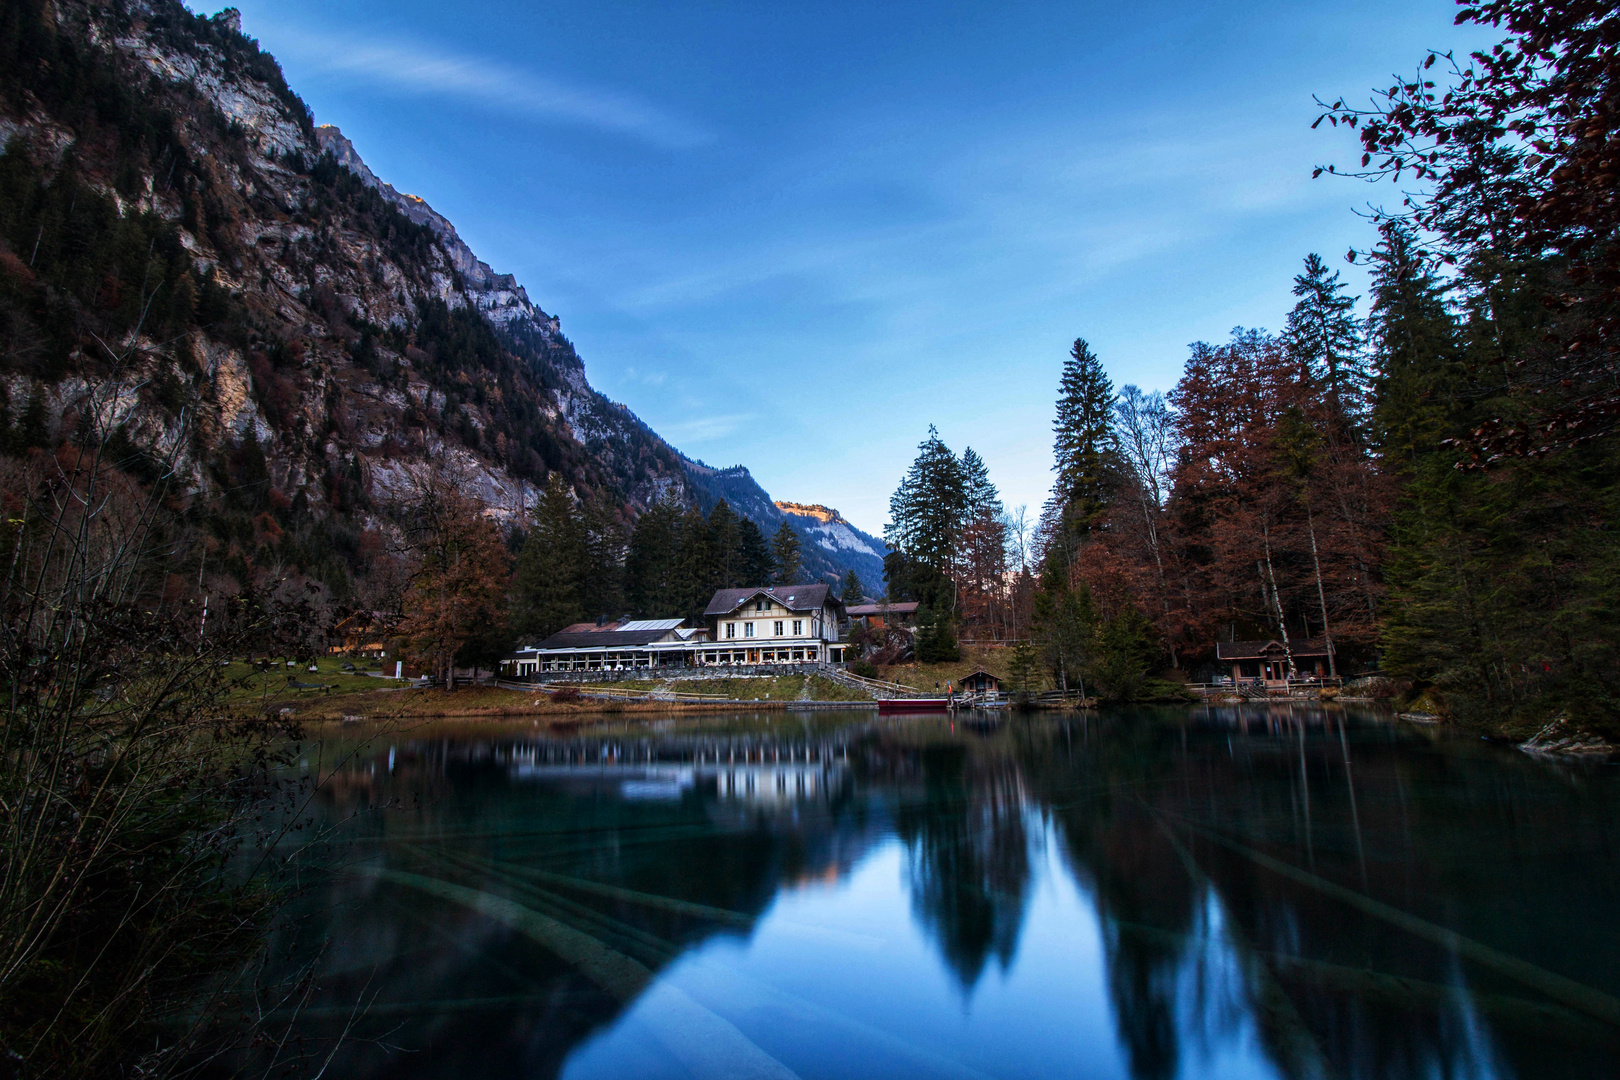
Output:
0,0,878,601
774,501,886,590
679,455,886,588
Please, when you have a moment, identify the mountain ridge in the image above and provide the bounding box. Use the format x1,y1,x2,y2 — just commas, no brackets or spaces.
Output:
0,0,879,601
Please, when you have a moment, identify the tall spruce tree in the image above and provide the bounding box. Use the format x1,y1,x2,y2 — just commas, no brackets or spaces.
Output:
1362,221,1490,707
885,425,968,574
960,447,1002,518
841,568,866,605
1367,222,1460,473
674,506,714,619
1284,253,1367,428
706,500,742,590
771,522,803,585
624,499,682,617
1051,338,1117,542
737,517,774,586
579,500,625,622
511,474,586,639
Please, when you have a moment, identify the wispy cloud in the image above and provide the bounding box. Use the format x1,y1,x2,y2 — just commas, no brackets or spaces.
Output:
270,27,711,149
656,413,752,445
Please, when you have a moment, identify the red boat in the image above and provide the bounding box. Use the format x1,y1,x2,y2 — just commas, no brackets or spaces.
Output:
877,698,952,714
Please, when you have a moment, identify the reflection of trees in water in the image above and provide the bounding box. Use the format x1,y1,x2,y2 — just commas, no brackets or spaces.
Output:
1021,707,1620,1080
891,741,1033,990
1018,716,1203,1080
255,712,1619,1080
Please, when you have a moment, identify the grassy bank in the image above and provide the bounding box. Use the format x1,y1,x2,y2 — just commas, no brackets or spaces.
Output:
874,647,1194,703
875,646,1016,692
256,671,873,723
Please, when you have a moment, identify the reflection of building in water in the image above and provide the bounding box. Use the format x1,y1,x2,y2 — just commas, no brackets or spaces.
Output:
711,758,842,805
501,738,851,807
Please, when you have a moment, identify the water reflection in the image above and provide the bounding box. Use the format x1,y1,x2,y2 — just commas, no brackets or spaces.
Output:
237,707,1620,1079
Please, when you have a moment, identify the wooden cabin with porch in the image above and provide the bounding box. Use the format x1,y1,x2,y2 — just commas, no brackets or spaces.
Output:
1216,638,1333,687
958,669,1003,695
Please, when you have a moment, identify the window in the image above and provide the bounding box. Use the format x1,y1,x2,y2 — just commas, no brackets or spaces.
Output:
726,622,736,639
745,622,755,638
774,621,784,636
792,620,803,636
756,599,768,612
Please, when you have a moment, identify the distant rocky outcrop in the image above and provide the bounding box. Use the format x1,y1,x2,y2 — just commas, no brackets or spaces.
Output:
775,501,887,585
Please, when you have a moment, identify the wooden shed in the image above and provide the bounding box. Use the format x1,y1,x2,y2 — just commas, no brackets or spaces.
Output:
1215,638,1333,686
958,669,1003,694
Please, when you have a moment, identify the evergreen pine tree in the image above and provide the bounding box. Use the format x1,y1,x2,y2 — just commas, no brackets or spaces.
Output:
1051,338,1117,540
511,474,586,640
674,506,713,620
1366,222,1460,473
1093,604,1156,701
1007,639,1041,701
770,521,802,585
914,606,961,663
1285,252,1367,428
579,500,625,623
885,425,967,574
960,447,1002,518
706,500,742,589
840,568,865,605
624,500,681,617
16,392,48,451
1032,572,1096,695
737,517,774,586
1362,222,1489,702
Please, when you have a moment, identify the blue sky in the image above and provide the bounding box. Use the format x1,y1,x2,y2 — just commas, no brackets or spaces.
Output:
197,0,1489,535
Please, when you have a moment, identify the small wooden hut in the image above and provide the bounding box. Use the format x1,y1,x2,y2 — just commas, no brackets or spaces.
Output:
1215,638,1333,686
958,669,1004,695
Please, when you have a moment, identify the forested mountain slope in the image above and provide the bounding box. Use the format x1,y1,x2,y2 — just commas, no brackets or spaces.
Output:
681,455,887,588
0,0,873,604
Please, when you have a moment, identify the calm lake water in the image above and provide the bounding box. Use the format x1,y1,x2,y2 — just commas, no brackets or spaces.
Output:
248,706,1620,1080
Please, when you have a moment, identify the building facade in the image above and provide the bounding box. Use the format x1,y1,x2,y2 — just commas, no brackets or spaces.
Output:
697,585,847,666
502,584,848,675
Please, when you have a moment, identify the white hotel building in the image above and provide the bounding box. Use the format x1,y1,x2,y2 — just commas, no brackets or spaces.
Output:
504,584,848,675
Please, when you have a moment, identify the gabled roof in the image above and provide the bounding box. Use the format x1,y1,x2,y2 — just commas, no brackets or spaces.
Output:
1216,638,1331,660
959,668,1002,684
704,584,838,616
846,602,920,617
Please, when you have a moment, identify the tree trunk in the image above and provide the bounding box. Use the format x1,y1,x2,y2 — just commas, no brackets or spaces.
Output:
1260,525,1296,677
1304,502,1337,678
1138,487,1178,668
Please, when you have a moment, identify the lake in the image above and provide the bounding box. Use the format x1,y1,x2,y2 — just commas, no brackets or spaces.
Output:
245,706,1620,1079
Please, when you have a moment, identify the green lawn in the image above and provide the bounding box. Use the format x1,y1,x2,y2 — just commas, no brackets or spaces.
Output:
567,673,870,702
877,646,1019,692
220,658,411,708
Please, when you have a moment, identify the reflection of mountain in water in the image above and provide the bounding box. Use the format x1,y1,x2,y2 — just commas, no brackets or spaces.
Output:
237,709,1620,1080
